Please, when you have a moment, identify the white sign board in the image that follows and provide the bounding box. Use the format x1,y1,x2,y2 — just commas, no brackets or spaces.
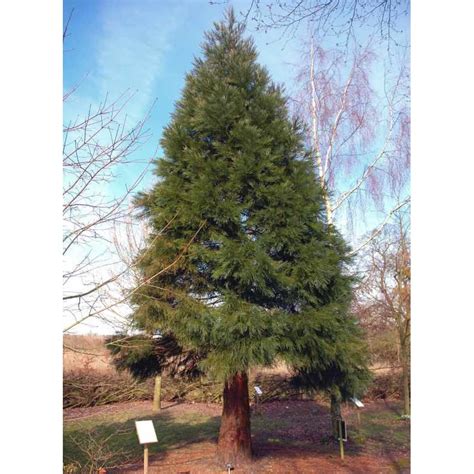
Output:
351,397,364,408
254,386,263,396
135,420,158,445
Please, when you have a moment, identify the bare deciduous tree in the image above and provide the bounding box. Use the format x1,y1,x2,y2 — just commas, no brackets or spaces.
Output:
62,10,159,335
237,0,409,49
293,38,410,419
63,87,155,334
355,214,410,415
291,36,409,252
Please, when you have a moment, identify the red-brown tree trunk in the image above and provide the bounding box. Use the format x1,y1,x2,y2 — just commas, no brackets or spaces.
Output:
217,371,252,466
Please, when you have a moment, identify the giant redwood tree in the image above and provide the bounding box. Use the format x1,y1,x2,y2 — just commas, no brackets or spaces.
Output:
131,10,359,465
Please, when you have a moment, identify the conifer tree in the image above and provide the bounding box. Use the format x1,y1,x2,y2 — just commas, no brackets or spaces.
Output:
289,315,371,437
131,9,363,464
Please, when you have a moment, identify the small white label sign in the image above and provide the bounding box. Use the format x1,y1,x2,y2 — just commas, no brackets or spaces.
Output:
351,397,364,408
254,386,263,396
135,420,158,444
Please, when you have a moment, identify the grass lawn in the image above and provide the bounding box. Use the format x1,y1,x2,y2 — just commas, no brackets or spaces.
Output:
64,403,220,472
64,400,409,473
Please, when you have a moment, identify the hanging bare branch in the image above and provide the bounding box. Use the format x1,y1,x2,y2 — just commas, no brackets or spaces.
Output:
63,78,159,333
238,0,409,50
63,220,207,333
63,8,74,43
348,196,410,257
293,36,409,244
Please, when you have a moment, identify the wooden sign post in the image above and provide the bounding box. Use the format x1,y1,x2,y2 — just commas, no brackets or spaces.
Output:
337,419,347,460
350,397,364,426
152,374,162,412
135,420,158,474
144,444,149,474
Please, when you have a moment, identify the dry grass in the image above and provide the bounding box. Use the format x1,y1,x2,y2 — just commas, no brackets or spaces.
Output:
63,335,403,409
63,334,114,374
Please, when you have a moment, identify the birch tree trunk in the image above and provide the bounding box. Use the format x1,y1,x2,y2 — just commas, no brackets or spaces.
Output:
301,38,410,253
309,38,333,224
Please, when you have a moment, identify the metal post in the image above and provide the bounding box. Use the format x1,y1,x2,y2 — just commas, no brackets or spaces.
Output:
144,443,149,474
338,420,344,460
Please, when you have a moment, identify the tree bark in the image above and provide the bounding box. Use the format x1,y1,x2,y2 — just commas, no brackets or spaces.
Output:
217,371,252,465
400,340,410,416
330,391,342,439
152,374,162,412
309,38,334,225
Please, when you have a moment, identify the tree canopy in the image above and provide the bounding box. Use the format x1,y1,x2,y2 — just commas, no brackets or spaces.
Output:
130,7,366,396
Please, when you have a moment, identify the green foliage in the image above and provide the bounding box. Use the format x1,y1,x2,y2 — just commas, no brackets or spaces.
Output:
130,9,368,392
106,333,204,380
106,335,161,380
289,314,372,400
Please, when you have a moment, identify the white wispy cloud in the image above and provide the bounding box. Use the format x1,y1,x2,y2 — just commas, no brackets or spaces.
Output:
93,0,185,121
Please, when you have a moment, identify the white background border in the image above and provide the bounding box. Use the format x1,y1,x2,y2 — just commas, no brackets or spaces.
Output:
1,0,473,471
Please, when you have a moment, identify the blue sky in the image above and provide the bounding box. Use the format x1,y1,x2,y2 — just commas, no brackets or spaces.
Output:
63,0,409,238
63,0,310,334
63,0,409,334
63,0,305,195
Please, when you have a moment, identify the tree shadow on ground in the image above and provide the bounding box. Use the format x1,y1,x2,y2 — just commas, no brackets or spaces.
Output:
64,400,409,472
251,400,365,459
64,409,221,473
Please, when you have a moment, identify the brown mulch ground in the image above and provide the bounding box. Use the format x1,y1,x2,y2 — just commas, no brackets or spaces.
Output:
118,449,403,474
65,399,409,473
